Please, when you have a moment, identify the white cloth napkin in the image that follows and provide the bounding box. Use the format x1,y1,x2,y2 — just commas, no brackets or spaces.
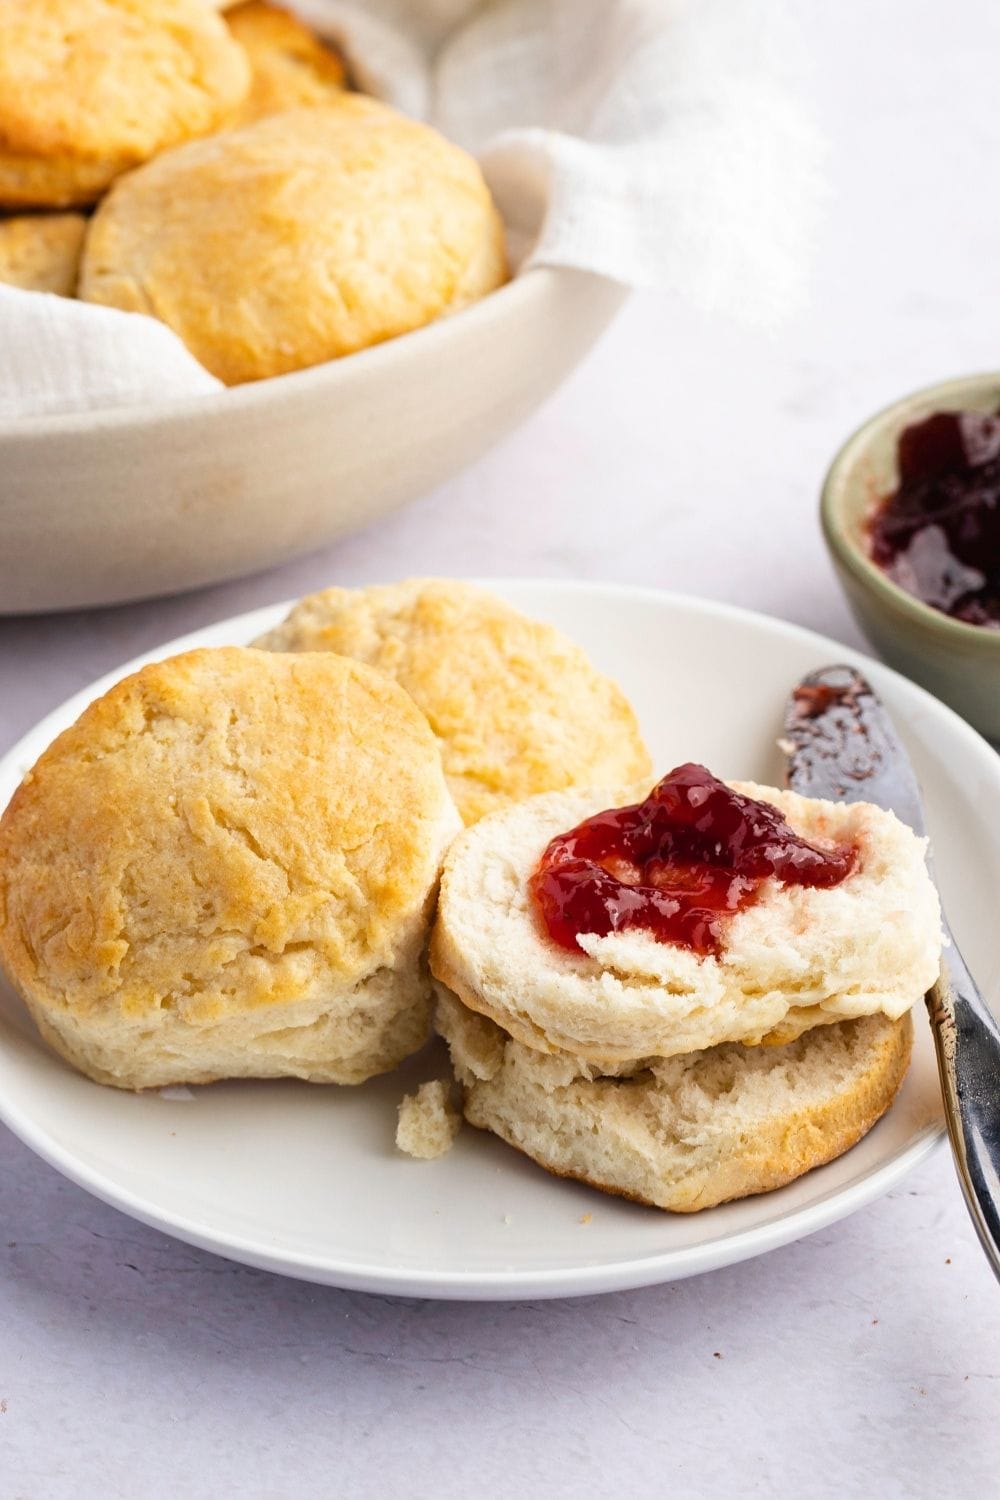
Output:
0,0,822,419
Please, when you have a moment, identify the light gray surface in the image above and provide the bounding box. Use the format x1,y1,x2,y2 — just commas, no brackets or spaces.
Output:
1,3,999,1494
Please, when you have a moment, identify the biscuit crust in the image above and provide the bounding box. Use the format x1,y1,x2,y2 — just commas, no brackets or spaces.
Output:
226,1,347,123
0,647,460,1089
255,580,652,823
79,98,508,382
0,213,87,295
437,986,914,1212
430,779,942,1061
0,0,251,208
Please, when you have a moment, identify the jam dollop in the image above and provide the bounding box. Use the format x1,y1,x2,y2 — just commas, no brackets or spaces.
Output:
868,407,1000,627
529,763,856,957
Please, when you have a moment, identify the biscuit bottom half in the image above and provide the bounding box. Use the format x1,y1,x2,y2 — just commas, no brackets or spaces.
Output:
434,986,913,1213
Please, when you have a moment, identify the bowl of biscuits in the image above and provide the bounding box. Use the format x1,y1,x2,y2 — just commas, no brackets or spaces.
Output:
0,0,626,612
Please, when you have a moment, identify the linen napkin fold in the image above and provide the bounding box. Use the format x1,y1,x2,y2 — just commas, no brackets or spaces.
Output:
0,0,822,419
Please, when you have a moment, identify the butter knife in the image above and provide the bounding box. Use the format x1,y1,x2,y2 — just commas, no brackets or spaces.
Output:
781,664,1000,1283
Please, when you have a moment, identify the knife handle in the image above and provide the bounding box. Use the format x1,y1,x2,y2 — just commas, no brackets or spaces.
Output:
926,945,1000,1284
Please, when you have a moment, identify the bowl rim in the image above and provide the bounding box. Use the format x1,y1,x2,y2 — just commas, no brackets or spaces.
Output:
820,369,1000,652
0,264,607,441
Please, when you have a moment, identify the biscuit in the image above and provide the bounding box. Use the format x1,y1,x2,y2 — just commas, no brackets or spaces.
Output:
0,0,251,209
0,213,87,295
436,986,913,1212
226,1,347,123
79,98,508,382
430,779,942,1062
0,647,461,1090
255,580,652,824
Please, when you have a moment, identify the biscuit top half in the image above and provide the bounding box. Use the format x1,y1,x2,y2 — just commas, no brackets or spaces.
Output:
0,0,251,207
255,579,653,825
0,647,459,1024
430,779,943,1064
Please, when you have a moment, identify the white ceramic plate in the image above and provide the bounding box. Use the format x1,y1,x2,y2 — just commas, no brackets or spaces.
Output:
2,582,996,1300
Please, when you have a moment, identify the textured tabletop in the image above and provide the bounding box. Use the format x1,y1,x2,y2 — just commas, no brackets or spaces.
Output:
2,4,999,1495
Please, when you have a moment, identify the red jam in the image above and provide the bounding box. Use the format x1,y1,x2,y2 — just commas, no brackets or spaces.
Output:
868,408,1000,627
529,763,856,957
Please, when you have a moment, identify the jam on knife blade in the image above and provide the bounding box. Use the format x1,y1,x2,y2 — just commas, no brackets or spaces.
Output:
779,664,925,834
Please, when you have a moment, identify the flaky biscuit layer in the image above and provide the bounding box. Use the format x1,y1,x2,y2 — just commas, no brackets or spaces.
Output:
436,985,914,1212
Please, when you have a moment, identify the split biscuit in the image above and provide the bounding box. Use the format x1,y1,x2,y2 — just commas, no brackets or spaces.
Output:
0,0,251,208
0,646,461,1089
255,579,653,825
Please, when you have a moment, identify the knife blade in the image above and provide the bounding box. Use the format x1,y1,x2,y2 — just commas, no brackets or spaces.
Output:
782,664,1000,1287
779,665,925,835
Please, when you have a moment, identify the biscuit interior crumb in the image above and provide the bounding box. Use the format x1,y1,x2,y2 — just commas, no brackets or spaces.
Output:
396,1079,461,1160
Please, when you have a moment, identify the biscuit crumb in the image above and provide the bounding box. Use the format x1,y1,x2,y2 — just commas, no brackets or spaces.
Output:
396,1080,461,1159
579,1213,592,1225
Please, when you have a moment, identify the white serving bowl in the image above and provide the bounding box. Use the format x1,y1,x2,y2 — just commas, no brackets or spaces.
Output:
0,268,626,613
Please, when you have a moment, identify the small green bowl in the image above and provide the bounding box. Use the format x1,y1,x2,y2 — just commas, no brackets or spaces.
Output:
821,372,1000,740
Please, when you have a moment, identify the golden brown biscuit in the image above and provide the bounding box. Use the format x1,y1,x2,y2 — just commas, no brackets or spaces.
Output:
226,1,348,123
0,647,461,1090
80,97,508,382
436,986,913,1212
254,580,653,824
0,213,87,295
0,0,251,209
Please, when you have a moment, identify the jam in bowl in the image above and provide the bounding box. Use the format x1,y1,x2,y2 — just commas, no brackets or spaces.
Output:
868,407,1000,628
820,372,1000,740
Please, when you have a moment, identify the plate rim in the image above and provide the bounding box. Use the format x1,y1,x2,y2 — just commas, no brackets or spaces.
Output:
2,580,985,1299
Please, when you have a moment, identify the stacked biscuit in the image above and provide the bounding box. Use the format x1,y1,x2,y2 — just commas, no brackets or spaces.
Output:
0,579,943,1212
0,0,507,382
429,779,940,1210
